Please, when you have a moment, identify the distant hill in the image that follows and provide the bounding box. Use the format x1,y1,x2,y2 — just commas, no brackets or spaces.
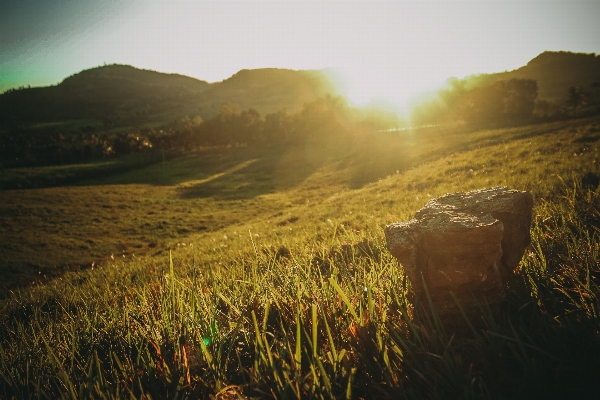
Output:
0,65,210,128
462,51,600,103
0,65,338,131
2,52,599,133
198,68,337,116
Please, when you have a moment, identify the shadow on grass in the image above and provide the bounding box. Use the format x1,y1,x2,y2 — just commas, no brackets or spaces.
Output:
79,148,251,187
177,143,335,200
345,134,411,189
0,152,168,190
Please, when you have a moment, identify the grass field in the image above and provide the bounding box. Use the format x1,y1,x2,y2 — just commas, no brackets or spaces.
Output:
0,151,170,190
1,116,600,398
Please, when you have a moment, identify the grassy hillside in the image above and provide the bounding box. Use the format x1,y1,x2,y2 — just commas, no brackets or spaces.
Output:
1,116,600,398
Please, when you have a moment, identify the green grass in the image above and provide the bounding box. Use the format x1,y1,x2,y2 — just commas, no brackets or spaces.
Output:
1,116,600,398
5,119,102,132
0,152,168,190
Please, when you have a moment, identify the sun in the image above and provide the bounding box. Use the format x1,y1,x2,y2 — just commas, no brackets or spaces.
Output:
333,62,451,115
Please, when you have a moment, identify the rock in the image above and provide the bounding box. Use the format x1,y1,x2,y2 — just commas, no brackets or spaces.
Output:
385,187,533,320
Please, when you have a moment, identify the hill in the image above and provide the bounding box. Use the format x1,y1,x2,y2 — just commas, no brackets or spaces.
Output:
0,65,338,131
410,51,600,126
197,68,337,116
2,51,599,134
464,51,600,102
0,65,210,128
2,115,598,287
1,115,599,397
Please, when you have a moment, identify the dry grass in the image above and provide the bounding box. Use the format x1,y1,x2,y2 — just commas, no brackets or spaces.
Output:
1,116,600,398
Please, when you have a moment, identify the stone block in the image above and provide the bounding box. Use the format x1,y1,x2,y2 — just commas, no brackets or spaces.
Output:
385,187,533,320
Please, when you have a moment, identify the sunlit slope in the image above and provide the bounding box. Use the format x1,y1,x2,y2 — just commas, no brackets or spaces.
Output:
1,116,598,292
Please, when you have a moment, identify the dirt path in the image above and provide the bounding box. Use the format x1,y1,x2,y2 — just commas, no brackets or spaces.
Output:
177,158,258,188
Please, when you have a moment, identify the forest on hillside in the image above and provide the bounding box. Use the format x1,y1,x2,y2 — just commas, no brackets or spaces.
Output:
2,51,600,171
2,78,600,171
411,77,600,127
0,65,335,130
411,51,600,126
0,96,353,169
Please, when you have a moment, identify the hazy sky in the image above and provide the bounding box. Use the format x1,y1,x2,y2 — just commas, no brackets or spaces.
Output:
1,1,599,108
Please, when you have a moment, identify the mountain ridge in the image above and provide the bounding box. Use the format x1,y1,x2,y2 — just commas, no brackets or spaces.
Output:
0,64,337,131
460,51,600,102
2,51,599,132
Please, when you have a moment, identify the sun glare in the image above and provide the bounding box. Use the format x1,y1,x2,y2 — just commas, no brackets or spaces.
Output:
335,62,451,114
3,1,599,112
103,2,462,113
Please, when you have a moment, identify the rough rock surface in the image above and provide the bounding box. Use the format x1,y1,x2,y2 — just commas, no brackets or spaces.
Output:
385,187,533,319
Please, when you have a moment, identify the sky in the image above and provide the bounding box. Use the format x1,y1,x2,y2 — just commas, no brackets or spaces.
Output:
1,1,600,109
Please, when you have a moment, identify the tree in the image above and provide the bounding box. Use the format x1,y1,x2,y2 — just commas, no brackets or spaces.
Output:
295,95,348,143
460,79,538,128
263,109,293,145
503,79,537,121
237,108,262,144
567,86,589,111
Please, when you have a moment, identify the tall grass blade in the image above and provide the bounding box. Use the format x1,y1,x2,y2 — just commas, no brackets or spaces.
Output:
312,303,318,359
328,277,359,321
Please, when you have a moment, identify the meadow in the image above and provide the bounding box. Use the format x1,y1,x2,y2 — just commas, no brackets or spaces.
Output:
1,116,599,398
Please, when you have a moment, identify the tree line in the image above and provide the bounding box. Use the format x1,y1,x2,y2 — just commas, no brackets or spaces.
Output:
0,96,355,169
411,78,600,128
4,78,598,169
